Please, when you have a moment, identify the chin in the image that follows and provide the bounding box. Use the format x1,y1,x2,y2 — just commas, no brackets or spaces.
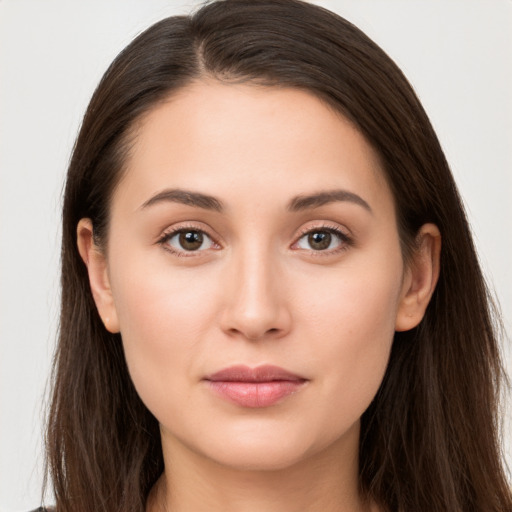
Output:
194,419,359,473
205,440,314,472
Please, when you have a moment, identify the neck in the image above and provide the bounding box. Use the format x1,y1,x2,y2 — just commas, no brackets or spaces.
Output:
147,425,377,512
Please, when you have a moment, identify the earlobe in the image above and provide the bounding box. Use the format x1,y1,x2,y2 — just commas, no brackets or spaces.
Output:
395,223,441,332
77,218,120,333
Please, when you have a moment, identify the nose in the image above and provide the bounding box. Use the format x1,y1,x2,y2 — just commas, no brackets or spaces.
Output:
219,247,292,341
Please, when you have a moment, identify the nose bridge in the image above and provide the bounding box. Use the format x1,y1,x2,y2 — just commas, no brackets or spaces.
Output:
238,243,276,307
221,239,290,340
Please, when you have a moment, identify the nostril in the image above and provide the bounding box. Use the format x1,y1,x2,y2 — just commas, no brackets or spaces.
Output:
219,286,292,341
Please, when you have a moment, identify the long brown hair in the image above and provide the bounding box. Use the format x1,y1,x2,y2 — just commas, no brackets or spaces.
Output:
46,1,511,511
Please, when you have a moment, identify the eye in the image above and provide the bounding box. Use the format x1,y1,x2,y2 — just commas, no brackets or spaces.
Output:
294,227,350,252
160,228,217,254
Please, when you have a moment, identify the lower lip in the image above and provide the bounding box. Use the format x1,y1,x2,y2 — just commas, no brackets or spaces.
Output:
207,380,306,408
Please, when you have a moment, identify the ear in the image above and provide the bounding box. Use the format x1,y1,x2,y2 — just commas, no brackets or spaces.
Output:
77,218,120,333
395,223,441,332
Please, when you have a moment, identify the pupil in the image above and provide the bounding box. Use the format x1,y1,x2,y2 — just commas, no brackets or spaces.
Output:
309,231,331,250
179,231,203,250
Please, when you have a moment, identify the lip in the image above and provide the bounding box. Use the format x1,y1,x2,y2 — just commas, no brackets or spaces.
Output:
204,365,308,408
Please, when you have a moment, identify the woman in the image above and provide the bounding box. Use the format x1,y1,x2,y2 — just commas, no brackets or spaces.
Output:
40,0,511,511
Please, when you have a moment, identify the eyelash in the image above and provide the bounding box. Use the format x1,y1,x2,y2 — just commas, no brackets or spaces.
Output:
156,223,353,257
157,223,219,257
294,224,353,256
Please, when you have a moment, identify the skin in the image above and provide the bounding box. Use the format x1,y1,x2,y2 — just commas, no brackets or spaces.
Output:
78,81,441,512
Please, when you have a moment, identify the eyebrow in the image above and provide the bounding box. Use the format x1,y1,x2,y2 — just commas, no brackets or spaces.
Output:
139,187,371,214
287,190,372,213
140,188,223,212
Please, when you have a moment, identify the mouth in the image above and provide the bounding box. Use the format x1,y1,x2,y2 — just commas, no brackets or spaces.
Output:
204,365,308,408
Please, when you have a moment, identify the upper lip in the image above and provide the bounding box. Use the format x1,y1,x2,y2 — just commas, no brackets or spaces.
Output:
205,364,306,382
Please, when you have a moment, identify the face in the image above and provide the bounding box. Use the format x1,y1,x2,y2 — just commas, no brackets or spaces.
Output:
88,82,416,471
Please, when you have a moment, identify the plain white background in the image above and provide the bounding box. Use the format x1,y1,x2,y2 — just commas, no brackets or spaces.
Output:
1,1,511,510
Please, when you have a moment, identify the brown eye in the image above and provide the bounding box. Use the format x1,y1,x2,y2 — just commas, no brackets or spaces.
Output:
164,229,215,253
308,231,332,250
179,231,204,250
295,228,348,252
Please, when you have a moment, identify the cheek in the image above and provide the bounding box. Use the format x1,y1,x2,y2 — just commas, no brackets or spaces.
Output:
294,256,402,422
109,257,220,412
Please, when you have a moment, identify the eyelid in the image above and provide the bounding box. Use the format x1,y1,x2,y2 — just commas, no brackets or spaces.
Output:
156,222,222,256
155,220,353,257
291,222,353,255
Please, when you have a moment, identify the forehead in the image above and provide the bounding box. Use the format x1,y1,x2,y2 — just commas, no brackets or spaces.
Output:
117,80,392,214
